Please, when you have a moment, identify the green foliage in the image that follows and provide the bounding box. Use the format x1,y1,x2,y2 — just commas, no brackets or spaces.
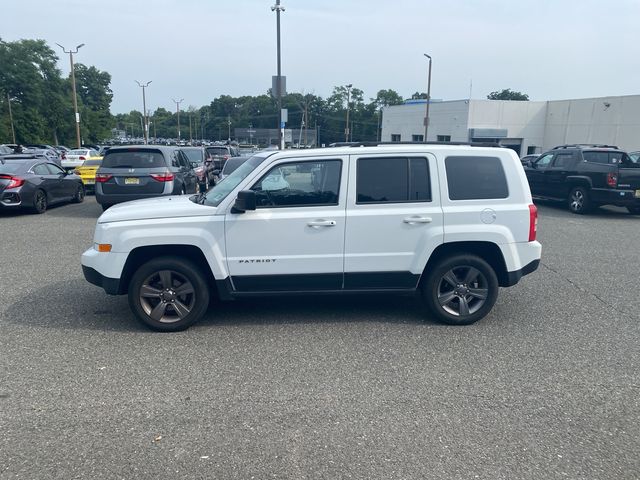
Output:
487,88,529,101
0,38,114,145
411,92,429,100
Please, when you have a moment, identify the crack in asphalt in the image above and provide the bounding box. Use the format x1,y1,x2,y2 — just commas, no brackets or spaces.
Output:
540,262,638,320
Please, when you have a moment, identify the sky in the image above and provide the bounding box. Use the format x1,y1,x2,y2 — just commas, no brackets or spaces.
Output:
3,0,640,114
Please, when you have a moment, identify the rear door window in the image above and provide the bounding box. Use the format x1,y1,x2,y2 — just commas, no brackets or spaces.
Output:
356,157,431,204
445,156,509,200
552,153,574,168
33,164,50,175
583,152,609,164
102,149,166,168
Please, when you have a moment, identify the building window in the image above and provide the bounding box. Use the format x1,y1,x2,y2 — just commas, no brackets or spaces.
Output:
437,135,451,142
391,134,401,142
527,146,538,155
412,134,424,142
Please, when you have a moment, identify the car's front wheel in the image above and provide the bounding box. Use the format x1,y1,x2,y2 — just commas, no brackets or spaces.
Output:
128,256,210,332
421,254,499,326
31,189,47,214
72,184,85,203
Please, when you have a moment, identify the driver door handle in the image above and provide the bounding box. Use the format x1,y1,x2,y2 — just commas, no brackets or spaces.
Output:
403,216,433,224
307,220,336,228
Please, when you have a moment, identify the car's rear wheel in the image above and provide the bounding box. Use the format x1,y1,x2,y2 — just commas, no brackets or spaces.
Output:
32,189,47,214
627,206,640,215
72,184,85,203
128,256,210,332
568,186,592,214
421,254,499,326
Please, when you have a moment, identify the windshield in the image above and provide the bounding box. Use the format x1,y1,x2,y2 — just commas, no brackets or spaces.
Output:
83,159,102,166
0,162,26,174
203,155,267,207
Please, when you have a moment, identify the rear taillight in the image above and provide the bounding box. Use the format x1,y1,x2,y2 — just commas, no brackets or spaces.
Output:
223,155,229,160
528,204,538,242
607,172,618,188
0,175,25,189
150,172,175,182
95,173,113,183
79,156,86,161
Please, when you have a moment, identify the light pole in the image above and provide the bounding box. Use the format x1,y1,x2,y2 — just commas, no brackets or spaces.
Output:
423,53,432,142
6,94,16,144
344,84,352,142
271,0,285,149
56,43,84,148
172,98,183,141
135,80,152,144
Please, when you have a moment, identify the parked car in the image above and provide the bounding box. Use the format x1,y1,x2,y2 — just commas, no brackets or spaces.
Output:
62,148,101,171
218,155,252,181
630,151,639,163
520,154,539,166
82,143,541,331
0,145,14,156
74,158,102,191
95,146,198,210
0,158,84,213
524,144,640,214
204,145,238,173
25,148,62,165
181,146,213,191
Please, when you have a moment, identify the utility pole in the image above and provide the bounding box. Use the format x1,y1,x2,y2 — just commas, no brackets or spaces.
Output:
271,0,285,149
172,98,183,141
344,84,352,142
423,53,432,142
56,43,84,148
189,113,193,144
135,80,152,144
6,94,16,143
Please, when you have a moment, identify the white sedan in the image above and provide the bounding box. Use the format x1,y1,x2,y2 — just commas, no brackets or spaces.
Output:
61,149,101,171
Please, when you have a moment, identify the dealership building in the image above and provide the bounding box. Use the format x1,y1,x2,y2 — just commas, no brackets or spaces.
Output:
381,95,640,156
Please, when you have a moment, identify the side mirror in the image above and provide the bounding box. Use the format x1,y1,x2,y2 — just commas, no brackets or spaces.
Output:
231,190,256,213
526,160,534,168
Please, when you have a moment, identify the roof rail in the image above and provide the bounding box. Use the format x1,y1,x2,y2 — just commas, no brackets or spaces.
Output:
327,141,502,148
552,144,620,150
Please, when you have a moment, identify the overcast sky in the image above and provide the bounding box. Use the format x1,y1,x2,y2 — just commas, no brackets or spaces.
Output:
4,0,640,113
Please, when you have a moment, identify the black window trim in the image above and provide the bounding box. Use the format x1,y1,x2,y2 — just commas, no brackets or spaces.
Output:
355,155,432,205
250,158,343,209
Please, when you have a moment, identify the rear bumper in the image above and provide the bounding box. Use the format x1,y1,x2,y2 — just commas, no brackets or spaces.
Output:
82,265,122,295
504,259,540,287
591,188,640,207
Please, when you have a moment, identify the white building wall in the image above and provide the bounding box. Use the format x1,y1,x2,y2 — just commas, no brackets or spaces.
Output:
468,100,547,154
543,95,640,151
382,94,640,154
381,101,469,142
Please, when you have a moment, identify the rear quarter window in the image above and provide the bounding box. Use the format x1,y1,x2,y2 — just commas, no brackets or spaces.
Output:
102,149,166,168
445,156,509,200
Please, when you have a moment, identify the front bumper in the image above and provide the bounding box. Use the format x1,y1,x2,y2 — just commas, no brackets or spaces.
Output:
82,265,122,295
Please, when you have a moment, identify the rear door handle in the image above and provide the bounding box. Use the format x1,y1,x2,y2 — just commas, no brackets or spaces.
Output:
307,220,337,228
403,216,433,224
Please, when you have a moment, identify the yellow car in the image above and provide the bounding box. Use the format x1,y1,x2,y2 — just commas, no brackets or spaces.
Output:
74,158,103,190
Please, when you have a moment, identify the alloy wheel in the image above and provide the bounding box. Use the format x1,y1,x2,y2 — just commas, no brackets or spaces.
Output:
437,266,489,317
139,270,196,323
570,190,584,212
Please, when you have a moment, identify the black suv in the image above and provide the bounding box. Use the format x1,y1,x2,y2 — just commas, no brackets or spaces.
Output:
524,144,640,214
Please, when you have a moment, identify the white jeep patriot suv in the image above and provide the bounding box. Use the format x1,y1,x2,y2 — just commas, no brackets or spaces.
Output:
82,143,541,331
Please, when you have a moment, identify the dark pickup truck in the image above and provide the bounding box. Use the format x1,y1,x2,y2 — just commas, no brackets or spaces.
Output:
524,145,640,214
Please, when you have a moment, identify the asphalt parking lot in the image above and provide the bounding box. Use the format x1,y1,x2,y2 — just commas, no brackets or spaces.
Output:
1,197,638,479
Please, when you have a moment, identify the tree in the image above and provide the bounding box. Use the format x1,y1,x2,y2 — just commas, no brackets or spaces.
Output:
411,92,429,100
73,63,113,142
372,89,403,109
487,88,529,101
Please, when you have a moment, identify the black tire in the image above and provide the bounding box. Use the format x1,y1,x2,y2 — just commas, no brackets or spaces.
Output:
128,256,210,332
72,183,85,203
568,186,593,214
421,254,499,326
31,189,47,214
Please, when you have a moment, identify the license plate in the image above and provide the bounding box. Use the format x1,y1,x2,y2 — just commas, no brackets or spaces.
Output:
635,190,640,198
85,179,95,185
125,177,139,185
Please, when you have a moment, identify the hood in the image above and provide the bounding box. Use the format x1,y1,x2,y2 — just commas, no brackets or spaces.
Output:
98,195,216,223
